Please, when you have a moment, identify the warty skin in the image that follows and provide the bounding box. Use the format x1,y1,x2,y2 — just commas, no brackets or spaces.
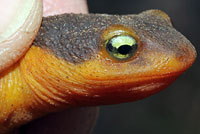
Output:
0,10,196,133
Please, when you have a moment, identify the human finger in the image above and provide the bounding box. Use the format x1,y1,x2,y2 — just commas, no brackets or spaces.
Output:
0,0,43,72
43,0,88,16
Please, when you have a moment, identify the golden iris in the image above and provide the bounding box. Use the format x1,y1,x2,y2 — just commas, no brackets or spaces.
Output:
105,35,138,60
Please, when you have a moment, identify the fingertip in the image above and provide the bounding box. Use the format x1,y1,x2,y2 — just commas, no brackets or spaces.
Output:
0,0,43,72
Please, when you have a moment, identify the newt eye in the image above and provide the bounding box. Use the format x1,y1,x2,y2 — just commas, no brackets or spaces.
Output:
105,35,138,60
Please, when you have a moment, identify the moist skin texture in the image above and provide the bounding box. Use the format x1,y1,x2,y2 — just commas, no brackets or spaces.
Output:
0,10,196,133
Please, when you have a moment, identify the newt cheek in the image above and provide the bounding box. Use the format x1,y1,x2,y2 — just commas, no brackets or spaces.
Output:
139,36,196,76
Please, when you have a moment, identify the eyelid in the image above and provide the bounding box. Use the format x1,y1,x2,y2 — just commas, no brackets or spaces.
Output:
100,25,142,63
102,25,138,41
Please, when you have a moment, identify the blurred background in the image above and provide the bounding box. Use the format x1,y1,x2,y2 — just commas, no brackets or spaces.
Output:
87,0,200,134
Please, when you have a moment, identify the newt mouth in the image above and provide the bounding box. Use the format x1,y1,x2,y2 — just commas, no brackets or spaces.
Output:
73,70,183,106
79,64,193,105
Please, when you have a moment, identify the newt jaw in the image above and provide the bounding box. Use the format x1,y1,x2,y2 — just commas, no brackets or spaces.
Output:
67,69,184,106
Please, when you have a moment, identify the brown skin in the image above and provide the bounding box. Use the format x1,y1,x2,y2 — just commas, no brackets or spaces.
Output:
0,10,196,133
24,1,99,134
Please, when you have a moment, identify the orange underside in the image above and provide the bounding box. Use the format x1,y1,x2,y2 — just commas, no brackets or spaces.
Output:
20,46,185,106
0,45,188,133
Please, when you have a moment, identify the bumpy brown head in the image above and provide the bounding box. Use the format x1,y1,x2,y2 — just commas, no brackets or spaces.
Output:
25,9,196,107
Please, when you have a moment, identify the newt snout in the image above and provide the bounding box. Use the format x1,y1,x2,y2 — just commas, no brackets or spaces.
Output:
0,10,196,133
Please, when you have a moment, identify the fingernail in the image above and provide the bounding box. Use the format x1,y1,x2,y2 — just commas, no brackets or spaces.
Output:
0,0,43,72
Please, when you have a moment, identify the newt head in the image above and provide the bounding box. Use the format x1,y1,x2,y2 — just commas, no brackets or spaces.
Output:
24,9,197,107
0,10,197,133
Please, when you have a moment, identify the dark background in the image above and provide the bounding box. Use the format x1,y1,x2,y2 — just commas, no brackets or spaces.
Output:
87,0,200,134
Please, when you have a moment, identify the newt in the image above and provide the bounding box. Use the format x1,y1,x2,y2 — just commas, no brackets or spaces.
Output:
0,10,196,133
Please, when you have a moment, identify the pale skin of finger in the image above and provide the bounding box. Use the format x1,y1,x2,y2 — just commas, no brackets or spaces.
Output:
0,0,43,73
43,0,88,16
20,0,99,134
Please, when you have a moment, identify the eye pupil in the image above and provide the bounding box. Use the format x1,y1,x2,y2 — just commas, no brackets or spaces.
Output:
118,45,132,55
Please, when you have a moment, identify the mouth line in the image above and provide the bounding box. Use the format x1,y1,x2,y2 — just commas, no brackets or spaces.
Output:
141,70,184,80
86,69,184,82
